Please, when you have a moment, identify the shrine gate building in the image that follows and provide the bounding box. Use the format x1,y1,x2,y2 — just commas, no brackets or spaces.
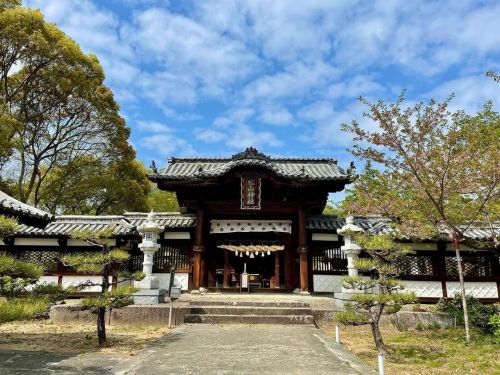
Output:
1,147,499,301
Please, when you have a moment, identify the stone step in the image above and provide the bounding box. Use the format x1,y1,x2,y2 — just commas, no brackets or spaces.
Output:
184,314,315,325
189,306,312,316
188,300,311,308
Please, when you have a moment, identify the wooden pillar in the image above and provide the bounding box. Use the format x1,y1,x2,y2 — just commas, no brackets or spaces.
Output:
284,233,293,289
193,207,205,290
274,250,280,288
437,241,448,298
298,204,309,292
223,250,229,288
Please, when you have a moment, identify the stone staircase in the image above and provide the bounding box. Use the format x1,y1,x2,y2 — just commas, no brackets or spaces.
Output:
183,300,315,325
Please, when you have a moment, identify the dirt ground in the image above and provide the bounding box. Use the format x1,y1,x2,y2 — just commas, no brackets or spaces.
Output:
0,320,169,354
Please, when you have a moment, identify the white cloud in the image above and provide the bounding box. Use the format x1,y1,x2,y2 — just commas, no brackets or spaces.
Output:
426,74,500,113
139,133,195,158
195,129,226,143
225,125,282,149
242,61,340,104
259,107,293,126
136,121,171,133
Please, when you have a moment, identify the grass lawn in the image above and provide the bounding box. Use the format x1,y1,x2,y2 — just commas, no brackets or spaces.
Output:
0,320,169,354
321,323,500,375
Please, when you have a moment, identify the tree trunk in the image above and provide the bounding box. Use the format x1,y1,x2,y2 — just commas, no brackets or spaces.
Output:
97,306,106,347
370,321,388,356
98,250,110,347
370,305,388,355
453,231,471,342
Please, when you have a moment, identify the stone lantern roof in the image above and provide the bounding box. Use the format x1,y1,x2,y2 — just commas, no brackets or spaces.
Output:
137,211,163,234
337,216,364,235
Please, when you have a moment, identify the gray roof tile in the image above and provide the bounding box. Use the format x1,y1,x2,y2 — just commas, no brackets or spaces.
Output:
0,190,53,222
154,147,349,181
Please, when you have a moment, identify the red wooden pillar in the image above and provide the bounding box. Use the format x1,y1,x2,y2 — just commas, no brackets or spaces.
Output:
193,207,205,290
298,204,309,293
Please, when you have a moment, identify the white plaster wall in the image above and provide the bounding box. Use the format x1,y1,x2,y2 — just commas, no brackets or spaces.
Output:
164,232,191,240
153,272,189,291
25,276,59,291
14,238,59,246
312,233,338,242
446,282,498,299
61,276,112,292
402,280,443,298
313,274,344,293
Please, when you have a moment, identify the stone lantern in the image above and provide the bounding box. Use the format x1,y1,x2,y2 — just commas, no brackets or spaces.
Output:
337,216,363,277
336,216,364,308
133,211,166,304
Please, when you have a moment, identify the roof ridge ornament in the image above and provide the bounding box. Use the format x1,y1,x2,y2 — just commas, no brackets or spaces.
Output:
231,147,271,161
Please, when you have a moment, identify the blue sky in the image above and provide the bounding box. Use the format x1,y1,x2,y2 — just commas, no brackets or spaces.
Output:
24,0,500,181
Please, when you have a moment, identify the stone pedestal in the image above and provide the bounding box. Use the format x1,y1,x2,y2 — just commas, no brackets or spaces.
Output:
133,288,166,305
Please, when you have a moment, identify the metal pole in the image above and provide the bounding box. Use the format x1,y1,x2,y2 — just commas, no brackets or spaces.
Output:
168,298,173,328
378,353,385,375
335,325,340,343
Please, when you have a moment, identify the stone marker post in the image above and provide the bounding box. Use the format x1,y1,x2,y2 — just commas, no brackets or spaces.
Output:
133,211,166,304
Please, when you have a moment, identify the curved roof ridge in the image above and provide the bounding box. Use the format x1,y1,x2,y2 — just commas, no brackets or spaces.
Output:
0,190,54,222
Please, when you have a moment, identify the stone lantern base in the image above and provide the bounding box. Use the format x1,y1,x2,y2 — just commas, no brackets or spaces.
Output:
336,286,369,309
133,277,166,305
133,288,166,305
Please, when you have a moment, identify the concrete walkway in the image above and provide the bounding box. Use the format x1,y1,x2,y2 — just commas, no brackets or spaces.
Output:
121,324,376,375
0,324,375,374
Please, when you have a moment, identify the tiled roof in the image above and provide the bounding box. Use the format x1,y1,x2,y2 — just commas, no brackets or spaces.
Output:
0,190,53,223
124,212,196,229
306,215,381,231
153,147,350,182
13,212,197,237
307,215,499,242
17,216,135,236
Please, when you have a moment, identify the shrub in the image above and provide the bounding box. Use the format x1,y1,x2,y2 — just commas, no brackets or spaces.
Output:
437,293,496,333
0,297,49,324
31,283,68,303
489,314,500,341
0,255,43,298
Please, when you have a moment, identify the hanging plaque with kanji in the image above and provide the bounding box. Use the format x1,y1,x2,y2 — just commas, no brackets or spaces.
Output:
241,176,261,210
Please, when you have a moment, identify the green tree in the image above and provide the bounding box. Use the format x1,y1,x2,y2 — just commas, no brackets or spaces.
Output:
341,94,500,342
62,228,143,346
336,234,416,355
0,1,149,213
146,183,179,212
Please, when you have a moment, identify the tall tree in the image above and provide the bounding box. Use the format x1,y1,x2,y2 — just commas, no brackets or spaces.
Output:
0,1,149,213
341,95,500,342
146,183,180,212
